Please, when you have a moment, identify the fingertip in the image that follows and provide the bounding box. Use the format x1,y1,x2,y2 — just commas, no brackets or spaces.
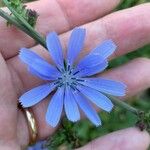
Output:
77,127,150,150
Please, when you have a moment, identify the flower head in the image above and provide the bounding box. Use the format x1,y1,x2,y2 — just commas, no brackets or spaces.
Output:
19,28,126,127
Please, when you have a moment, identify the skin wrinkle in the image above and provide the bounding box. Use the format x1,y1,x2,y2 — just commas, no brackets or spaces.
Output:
34,0,70,34
17,111,29,148
100,19,118,58
58,0,121,27
7,62,24,96
105,5,149,57
100,5,150,58
55,0,72,29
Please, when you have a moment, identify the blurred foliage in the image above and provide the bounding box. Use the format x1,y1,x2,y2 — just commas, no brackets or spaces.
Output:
0,0,33,6
0,0,150,149
117,0,150,10
109,44,150,68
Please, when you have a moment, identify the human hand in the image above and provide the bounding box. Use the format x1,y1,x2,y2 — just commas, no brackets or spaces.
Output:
0,0,150,149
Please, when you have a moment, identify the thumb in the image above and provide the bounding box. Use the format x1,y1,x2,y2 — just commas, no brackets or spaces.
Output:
76,127,150,150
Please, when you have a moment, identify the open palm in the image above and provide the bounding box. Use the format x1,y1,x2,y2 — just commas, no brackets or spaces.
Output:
0,0,150,149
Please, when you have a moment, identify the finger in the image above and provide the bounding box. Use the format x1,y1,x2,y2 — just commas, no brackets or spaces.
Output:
61,3,150,60
76,128,150,150
9,57,150,140
17,111,29,148
100,58,150,97
0,0,120,59
31,3,150,61
0,53,29,147
0,53,18,140
8,3,150,83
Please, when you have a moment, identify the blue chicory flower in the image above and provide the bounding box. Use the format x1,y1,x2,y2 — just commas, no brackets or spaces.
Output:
19,28,126,127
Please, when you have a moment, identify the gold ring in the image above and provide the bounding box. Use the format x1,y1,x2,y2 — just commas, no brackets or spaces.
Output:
23,109,38,145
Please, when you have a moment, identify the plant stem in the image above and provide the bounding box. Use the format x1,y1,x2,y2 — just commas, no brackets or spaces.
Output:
2,0,47,49
0,9,34,37
108,95,139,115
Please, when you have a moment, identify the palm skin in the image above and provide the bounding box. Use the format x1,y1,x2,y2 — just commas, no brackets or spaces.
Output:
0,0,150,149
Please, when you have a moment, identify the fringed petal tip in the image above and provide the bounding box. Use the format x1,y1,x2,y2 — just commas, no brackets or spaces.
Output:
19,83,55,108
18,101,25,109
94,39,117,59
77,85,114,112
64,87,80,122
19,48,44,65
19,99,28,108
82,78,127,97
19,48,28,62
73,91,102,126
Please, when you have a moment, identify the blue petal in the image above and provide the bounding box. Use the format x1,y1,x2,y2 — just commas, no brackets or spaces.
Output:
81,78,126,96
19,48,60,80
46,87,64,127
19,48,44,64
30,58,60,80
73,90,101,126
75,49,106,72
28,67,52,81
74,40,116,76
91,40,117,59
77,85,113,112
75,60,108,77
64,87,80,122
46,32,64,68
19,83,55,107
76,54,104,71
67,28,86,65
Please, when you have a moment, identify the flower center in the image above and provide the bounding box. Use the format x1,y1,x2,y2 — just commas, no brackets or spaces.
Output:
54,64,77,87
61,70,75,85
54,63,84,88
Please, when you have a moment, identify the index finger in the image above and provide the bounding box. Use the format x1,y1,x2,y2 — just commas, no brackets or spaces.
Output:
0,0,120,59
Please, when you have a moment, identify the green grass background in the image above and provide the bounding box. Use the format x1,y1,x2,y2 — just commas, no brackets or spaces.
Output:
0,0,150,149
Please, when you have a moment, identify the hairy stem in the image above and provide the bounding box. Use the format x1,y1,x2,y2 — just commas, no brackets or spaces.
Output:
2,0,47,48
108,95,139,115
0,9,34,37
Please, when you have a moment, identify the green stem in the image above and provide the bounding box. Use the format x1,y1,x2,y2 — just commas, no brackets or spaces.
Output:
108,95,139,115
2,0,47,49
0,9,35,38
